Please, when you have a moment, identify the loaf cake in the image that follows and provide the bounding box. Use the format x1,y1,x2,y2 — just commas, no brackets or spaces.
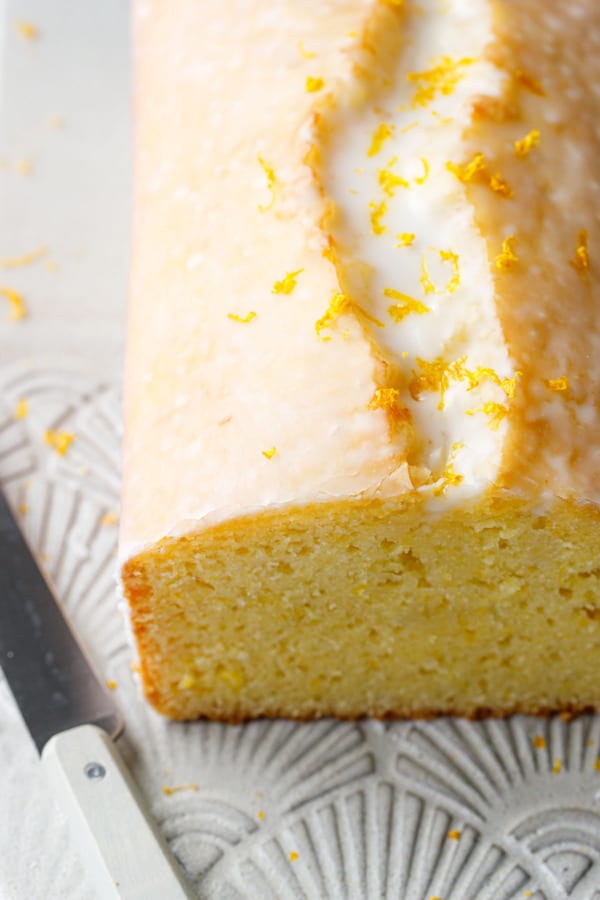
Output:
120,0,600,720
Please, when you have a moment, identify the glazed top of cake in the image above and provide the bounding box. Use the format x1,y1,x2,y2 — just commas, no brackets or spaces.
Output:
121,0,600,558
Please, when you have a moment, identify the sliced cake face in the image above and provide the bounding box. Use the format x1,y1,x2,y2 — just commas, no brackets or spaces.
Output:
122,0,600,720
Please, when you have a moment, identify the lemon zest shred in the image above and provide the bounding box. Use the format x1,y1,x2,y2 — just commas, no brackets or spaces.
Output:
0,246,47,268
439,249,460,293
162,784,199,796
369,200,388,235
420,255,436,295
367,387,411,426
545,376,569,392
415,157,430,185
14,398,28,419
378,166,409,197
257,156,277,212
433,463,463,496
262,447,277,459
466,402,508,430
316,291,383,338
514,69,545,96
16,20,38,39
489,172,513,197
272,268,303,295
305,76,324,93
514,129,540,158
228,311,256,323
297,40,315,59
495,235,518,270
1,286,26,320
446,152,486,183
15,158,33,175
570,229,589,276
446,153,513,197
45,429,75,456
385,288,429,321
409,357,519,409
407,56,474,107
367,123,394,157
396,233,415,248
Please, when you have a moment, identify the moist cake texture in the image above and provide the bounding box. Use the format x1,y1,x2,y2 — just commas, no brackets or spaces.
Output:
121,0,600,719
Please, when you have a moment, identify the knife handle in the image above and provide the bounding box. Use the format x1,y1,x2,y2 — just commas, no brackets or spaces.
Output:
41,724,195,899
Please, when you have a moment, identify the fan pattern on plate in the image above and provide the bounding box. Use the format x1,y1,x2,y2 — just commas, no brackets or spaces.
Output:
2,361,600,900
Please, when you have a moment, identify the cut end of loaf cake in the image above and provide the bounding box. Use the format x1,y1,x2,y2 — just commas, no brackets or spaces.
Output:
122,0,600,720
123,495,600,721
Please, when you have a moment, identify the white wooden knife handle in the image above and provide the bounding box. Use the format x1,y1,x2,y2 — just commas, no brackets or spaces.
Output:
41,724,195,899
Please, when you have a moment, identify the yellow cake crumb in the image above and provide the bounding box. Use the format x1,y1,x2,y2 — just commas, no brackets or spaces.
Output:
257,156,277,211
385,288,429,321
552,758,562,775
162,783,199,795
496,235,518,270
533,735,546,749
257,810,265,820
16,20,38,40
19,503,28,516
305,76,324,93
262,447,277,460
447,829,461,840
369,201,388,235
228,311,257,323
101,511,119,526
524,892,533,898
514,129,540,158
272,269,303,295
570,229,589,275
106,679,118,690
367,123,394,157
289,851,299,862
44,429,75,456
14,398,28,419
0,246,47,268
545,377,569,392
1,286,27,320
397,233,415,247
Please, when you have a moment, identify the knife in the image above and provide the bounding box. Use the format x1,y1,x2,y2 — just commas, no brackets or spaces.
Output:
0,489,194,899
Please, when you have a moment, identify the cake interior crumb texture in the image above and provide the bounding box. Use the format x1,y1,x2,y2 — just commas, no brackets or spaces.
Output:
123,496,600,720
121,0,600,720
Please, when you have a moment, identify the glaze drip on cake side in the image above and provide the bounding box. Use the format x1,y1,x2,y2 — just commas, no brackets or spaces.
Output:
316,0,515,497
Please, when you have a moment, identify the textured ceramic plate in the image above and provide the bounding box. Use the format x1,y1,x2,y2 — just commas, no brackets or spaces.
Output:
2,3,600,899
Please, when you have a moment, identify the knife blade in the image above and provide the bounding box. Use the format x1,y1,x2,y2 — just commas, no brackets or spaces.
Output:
0,489,194,899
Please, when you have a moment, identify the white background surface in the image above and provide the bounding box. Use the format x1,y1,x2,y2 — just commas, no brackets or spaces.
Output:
2,3,600,899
